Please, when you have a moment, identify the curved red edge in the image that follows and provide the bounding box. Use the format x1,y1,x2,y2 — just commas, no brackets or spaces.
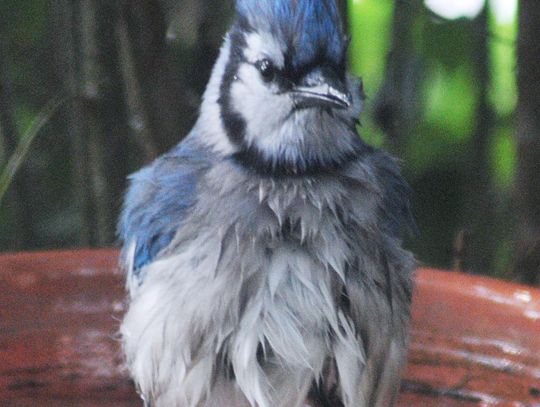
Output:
0,250,539,406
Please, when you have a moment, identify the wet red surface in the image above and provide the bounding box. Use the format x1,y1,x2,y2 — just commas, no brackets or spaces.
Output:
0,250,539,406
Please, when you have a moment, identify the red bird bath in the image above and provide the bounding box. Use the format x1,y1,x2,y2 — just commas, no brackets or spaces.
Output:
0,249,539,406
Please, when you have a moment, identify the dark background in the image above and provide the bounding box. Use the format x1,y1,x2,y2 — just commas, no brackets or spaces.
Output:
0,0,539,285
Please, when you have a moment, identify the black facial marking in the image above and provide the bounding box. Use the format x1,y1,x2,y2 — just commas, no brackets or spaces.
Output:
218,25,248,146
231,141,371,178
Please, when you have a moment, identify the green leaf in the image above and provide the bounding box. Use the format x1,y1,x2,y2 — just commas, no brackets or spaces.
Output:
0,96,64,204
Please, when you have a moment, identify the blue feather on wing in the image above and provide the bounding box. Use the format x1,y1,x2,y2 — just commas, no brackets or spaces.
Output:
118,135,211,283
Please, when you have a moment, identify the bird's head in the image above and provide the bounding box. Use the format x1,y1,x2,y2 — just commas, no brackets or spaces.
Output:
201,0,366,175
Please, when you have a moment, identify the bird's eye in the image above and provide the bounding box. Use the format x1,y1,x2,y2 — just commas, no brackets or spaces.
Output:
255,59,275,82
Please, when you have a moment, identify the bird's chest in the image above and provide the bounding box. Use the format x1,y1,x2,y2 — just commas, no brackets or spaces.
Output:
231,178,360,283
246,176,353,243
198,162,378,256
162,170,379,313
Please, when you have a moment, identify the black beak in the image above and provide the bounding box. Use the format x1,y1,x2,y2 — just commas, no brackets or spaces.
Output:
291,66,352,110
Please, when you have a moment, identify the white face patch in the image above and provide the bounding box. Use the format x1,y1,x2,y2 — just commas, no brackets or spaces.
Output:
230,63,302,160
199,37,236,155
243,31,285,68
230,31,307,160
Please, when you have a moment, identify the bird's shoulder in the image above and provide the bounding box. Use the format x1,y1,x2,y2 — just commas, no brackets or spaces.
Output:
119,133,213,285
349,147,415,239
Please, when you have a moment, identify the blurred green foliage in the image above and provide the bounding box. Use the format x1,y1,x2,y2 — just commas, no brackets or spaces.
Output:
0,0,77,249
348,0,517,274
0,0,522,277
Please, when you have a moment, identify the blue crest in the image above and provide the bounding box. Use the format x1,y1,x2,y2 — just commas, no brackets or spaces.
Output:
235,0,346,68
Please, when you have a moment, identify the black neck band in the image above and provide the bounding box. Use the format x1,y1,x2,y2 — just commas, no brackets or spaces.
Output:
231,142,370,178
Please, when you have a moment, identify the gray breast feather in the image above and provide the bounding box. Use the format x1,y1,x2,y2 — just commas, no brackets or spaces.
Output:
120,149,414,407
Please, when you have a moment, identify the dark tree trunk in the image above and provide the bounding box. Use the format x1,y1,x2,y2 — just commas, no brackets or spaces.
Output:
52,0,231,248
119,0,187,154
55,0,127,247
373,0,422,153
117,0,232,153
79,0,130,246
461,6,497,274
116,6,159,162
0,45,36,249
54,0,93,246
514,0,540,285
159,0,232,148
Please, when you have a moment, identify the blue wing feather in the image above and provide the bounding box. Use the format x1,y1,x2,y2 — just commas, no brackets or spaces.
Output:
119,135,211,283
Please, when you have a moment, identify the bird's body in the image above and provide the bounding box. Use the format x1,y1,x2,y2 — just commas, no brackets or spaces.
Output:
120,2,415,406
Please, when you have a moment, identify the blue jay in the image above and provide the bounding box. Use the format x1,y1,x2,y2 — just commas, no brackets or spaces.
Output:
119,1,415,406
